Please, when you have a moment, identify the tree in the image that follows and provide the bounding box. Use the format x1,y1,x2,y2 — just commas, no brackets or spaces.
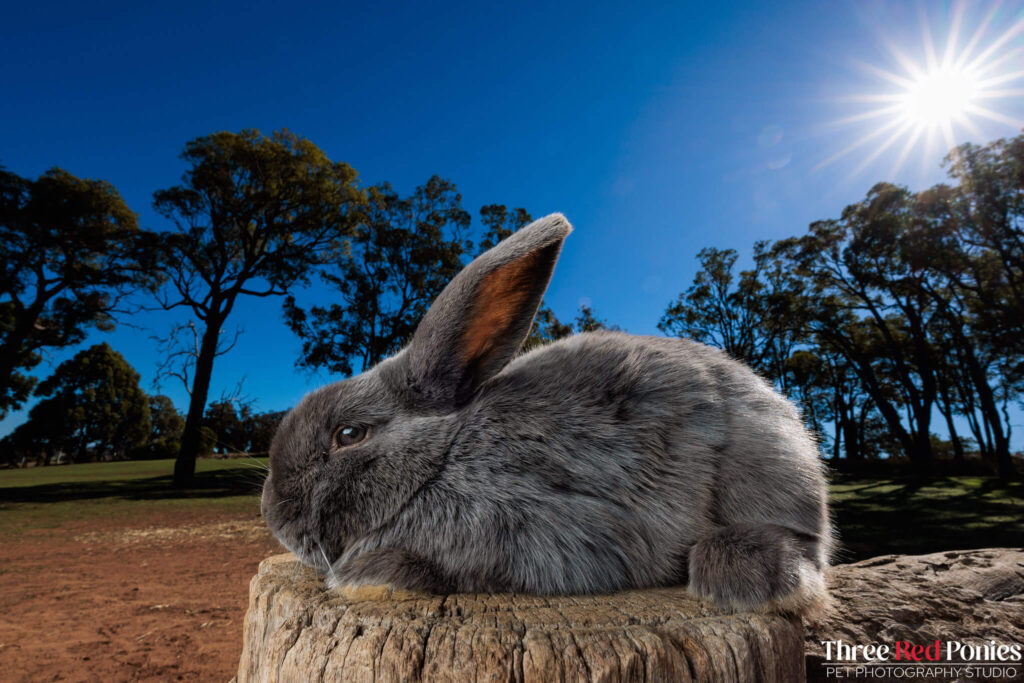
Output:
152,129,362,486
203,399,245,454
285,177,471,375
242,409,285,455
659,242,795,386
771,211,938,473
660,133,1024,478
912,136,1024,478
127,394,186,460
149,394,185,442
0,166,154,418
773,174,1021,477
200,398,284,454
5,343,150,463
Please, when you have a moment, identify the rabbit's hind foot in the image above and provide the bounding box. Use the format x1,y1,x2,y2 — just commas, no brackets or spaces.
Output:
687,522,828,617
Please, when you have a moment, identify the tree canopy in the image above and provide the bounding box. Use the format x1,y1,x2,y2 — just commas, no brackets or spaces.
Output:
2,343,150,464
3,128,1020,483
285,176,472,375
0,167,154,418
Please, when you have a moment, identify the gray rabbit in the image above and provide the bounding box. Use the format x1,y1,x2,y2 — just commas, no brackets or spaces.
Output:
262,214,831,613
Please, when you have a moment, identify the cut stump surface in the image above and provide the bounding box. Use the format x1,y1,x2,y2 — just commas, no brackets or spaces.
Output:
236,553,805,682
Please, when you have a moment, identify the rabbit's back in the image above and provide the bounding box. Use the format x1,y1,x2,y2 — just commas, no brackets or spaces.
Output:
489,331,827,544
373,331,828,594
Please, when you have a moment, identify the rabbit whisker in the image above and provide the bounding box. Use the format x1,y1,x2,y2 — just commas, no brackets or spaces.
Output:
316,541,337,586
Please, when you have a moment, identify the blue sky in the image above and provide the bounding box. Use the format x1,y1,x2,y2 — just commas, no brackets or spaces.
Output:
2,0,1022,438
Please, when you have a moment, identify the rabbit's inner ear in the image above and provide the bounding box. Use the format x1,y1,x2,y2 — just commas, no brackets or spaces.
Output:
404,213,571,407
460,247,552,367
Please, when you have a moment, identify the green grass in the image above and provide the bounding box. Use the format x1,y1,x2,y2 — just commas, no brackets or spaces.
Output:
0,457,266,488
829,473,1024,562
1,460,1021,563
0,457,268,535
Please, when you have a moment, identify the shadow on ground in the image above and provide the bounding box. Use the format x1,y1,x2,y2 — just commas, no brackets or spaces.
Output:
830,474,1024,562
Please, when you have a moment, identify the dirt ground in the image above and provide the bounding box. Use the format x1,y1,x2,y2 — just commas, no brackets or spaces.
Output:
0,508,282,682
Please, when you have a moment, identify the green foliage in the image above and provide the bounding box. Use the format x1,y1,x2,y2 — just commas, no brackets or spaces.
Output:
2,343,150,463
285,176,471,375
148,394,184,442
0,166,155,418
198,426,217,456
201,400,284,455
203,400,245,453
152,129,362,307
244,409,285,454
574,304,618,333
659,242,794,384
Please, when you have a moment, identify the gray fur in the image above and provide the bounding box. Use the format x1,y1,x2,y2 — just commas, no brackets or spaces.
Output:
262,212,831,613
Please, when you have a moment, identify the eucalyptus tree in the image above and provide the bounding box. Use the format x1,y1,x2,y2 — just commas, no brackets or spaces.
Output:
771,221,935,472
659,242,796,388
152,129,362,486
908,157,1021,478
285,176,472,376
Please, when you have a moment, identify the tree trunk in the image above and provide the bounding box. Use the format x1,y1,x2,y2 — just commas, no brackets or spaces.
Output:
956,341,1013,479
937,383,965,468
173,315,223,487
236,554,806,682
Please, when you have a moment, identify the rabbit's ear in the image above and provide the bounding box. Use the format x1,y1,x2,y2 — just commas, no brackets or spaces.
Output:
406,213,572,407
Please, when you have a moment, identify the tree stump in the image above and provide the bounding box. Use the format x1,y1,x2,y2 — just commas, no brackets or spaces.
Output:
235,553,805,682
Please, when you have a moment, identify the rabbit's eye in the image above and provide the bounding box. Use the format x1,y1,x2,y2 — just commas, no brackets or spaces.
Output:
333,425,370,449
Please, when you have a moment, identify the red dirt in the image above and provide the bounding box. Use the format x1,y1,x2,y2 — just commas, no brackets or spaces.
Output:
0,509,282,682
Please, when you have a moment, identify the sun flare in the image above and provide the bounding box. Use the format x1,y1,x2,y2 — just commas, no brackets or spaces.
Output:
900,66,979,128
818,3,1024,177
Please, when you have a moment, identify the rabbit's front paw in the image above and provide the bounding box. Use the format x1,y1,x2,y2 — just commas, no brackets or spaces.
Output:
332,547,450,595
688,523,825,614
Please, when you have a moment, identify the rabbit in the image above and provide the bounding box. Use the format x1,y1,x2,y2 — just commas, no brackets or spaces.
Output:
261,213,832,614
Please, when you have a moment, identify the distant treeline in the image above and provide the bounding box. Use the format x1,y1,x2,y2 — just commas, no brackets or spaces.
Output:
1,130,1021,479
659,135,1023,479
0,341,285,467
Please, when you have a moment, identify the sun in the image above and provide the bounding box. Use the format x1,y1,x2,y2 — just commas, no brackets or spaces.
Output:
817,3,1024,177
900,66,979,128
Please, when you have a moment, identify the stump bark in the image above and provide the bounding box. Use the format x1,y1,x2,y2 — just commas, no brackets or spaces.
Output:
805,548,1024,683
235,553,805,682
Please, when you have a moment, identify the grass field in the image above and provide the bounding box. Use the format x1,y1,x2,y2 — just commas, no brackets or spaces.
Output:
0,457,268,535
1,458,1021,561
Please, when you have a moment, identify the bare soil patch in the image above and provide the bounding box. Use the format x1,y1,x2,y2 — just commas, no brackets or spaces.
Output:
0,507,281,682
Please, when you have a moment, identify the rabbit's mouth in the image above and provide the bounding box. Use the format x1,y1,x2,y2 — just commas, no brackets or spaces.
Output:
261,478,328,571
272,525,332,574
